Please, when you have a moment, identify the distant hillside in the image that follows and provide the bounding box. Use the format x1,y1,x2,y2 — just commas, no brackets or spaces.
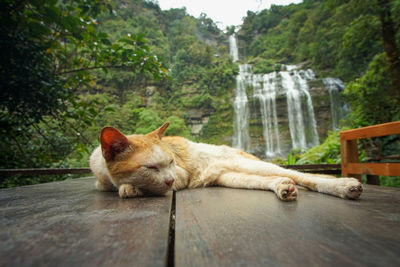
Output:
82,0,238,145
238,0,387,81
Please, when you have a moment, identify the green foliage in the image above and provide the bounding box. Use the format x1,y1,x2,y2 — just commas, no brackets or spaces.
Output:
337,14,382,80
380,176,400,187
134,109,163,134
0,0,167,170
249,58,276,74
287,151,298,165
238,0,384,81
165,116,191,138
297,130,343,164
344,53,400,127
183,93,213,109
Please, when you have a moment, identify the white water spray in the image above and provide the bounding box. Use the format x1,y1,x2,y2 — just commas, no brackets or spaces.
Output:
232,64,251,151
254,72,281,157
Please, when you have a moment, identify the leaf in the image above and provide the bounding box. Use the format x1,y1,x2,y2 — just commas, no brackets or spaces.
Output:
44,6,60,23
101,38,112,46
103,105,115,112
28,22,49,37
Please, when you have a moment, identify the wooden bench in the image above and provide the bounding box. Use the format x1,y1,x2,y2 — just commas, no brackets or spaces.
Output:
1,177,399,266
340,121,400,181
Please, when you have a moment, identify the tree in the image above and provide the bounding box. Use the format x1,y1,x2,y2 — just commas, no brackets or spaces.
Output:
376,0,400,100
0,0,167,168
344,53,400,126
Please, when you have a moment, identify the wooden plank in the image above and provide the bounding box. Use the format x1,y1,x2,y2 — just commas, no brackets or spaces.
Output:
0,168,91,176
175,186,400,266
282,164,341,174
282,164,341,170
341,138,361,180
346,163,400,176
340,121,400,140
0,177,172,267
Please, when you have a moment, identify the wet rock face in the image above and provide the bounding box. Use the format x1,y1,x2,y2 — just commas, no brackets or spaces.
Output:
181,75,335,159
186,108,212,136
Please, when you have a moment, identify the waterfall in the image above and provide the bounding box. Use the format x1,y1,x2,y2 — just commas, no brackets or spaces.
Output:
254,72,281,157
229,35,239,62
230,35,251,151
232,64,251,151
281,67,319,150
229,36,320,155
295,69,319,147
322,78,346,130
281,71,307,149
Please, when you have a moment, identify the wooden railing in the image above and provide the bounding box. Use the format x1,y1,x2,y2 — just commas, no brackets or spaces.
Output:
0,164,341,177
340,121,400,181
0,168,91,176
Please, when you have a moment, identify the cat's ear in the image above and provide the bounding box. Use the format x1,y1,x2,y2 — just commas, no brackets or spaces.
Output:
100,127,131,161
147,122,170,140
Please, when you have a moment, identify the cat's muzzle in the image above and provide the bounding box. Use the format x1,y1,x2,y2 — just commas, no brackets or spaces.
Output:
165,178,175,187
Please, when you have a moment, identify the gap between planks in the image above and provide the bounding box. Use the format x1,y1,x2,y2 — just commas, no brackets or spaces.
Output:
167,191,176,267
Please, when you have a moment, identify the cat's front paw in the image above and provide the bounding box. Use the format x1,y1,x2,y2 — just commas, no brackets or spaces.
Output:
96,180,117,192
275,178,298,201
337,178,363,199
118,184,143,198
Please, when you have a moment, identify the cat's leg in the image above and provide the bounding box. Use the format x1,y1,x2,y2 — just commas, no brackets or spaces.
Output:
216,172,298,201
294,176,363,199
203,159,363,199
95,174,117,192
172,165,190,191
118,184,144,198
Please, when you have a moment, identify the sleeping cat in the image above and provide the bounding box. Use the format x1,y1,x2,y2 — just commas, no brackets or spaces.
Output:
89,122,363,201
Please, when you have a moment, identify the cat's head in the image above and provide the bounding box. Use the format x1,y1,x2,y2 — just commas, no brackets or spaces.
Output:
100,123,176,195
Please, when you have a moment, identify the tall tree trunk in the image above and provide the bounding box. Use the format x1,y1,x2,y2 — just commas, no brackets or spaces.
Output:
376,0,400,100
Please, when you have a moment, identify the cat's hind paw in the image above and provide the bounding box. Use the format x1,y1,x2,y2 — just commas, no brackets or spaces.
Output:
119,184,143,198
275,179,298,201
338,178,363,199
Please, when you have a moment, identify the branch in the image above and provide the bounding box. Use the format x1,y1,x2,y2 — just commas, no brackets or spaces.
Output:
55,64,134,75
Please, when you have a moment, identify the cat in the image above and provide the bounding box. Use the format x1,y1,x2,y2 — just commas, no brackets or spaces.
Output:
89,122,363,201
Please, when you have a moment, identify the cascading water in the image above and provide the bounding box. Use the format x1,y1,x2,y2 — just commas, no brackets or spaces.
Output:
254,72,281,157
232,64,251,151
229,32,251,151
281,70,307,149
281,67,320,150
229,35,320,156
294,69,320,147
322,78,346,130
230,35,251,151
229,35,239,62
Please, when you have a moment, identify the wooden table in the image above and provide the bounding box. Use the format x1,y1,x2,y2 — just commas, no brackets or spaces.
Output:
1,177,399,266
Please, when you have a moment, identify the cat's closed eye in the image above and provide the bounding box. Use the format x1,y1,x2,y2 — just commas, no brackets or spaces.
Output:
146,166,159,172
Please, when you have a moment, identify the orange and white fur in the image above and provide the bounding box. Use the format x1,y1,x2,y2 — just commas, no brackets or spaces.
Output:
89,123,363,201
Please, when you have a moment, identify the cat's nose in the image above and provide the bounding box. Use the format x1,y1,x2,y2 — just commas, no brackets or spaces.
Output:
165,178,174,187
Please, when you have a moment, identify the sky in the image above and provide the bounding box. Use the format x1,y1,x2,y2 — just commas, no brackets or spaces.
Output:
157,0,303,29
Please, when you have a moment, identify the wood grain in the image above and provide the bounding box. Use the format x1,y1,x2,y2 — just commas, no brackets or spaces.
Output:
346,162,400,176
341,138,361,180
340,121,400,178
0,177,172,267
282,164,341,174
175,186,400,266
340,121,400,140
